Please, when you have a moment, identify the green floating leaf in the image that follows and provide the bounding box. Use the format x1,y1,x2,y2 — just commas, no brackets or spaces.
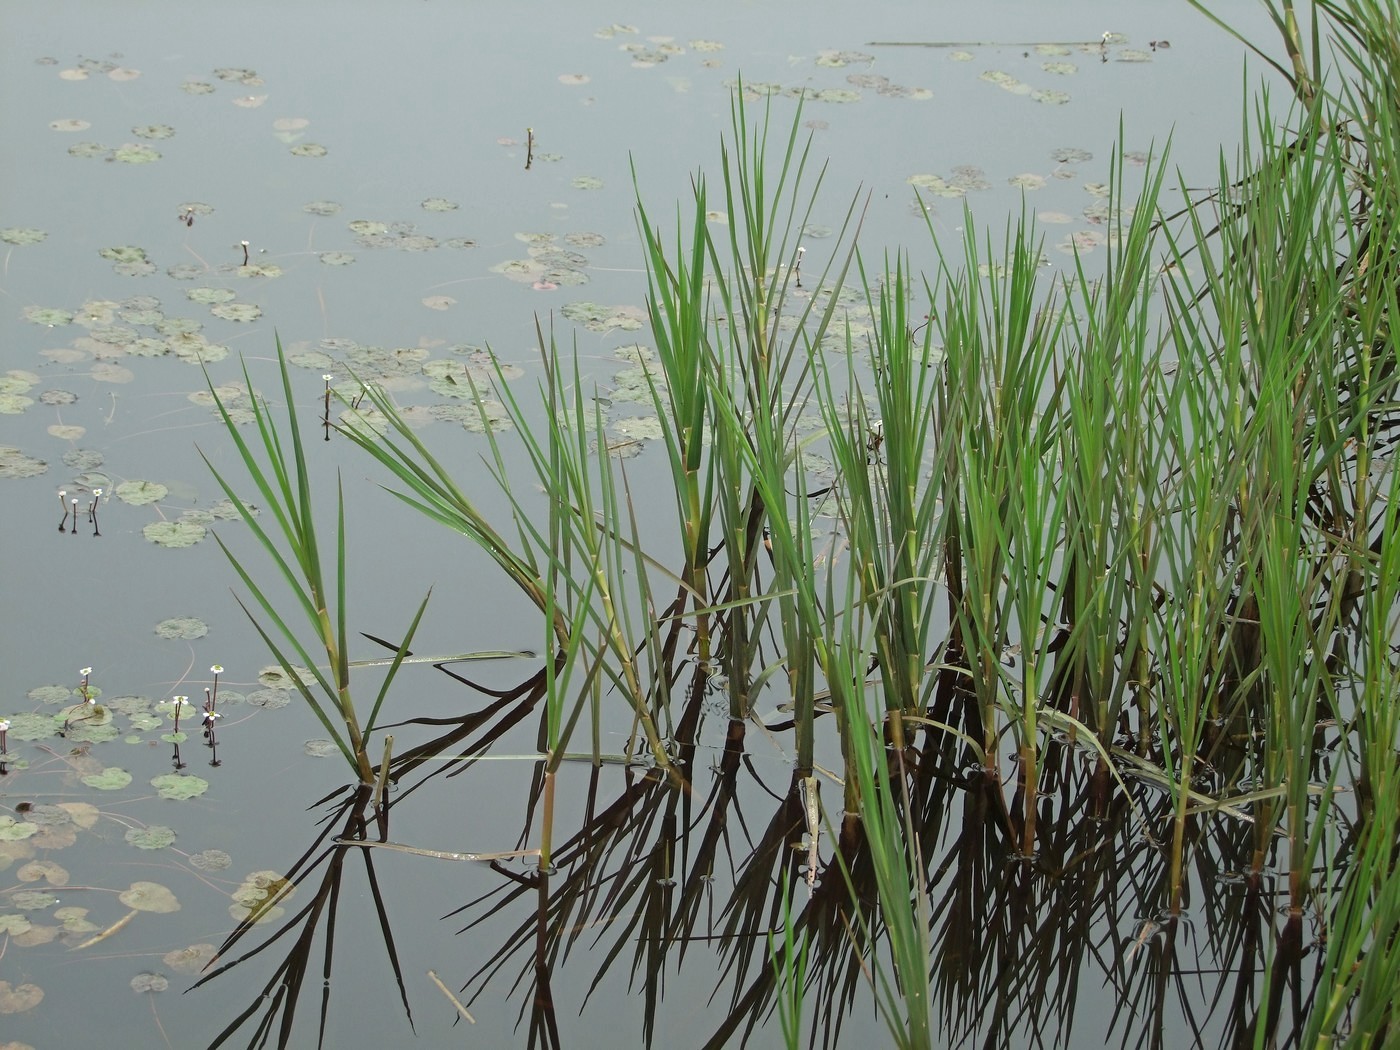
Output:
132,124,175,140
153,616,207,640
303,200,340,215
0,980,44,1014
81,767,132,790
131,972,169,994
210,301,262,322
113,143,161,163
165,944,218,974
189,849,232,872
23,306,72,326
187,287,236,305
143,521,207,548
0,228,47,245
0,817,39,841
319,251,355,266
150,773,208,800
421,197,458,211
0,446,46,478
571,175,603,190
116,479,169,505
120,880,180,912
9,890,58,911
289,142,327,157
0,915,33,935
126,826,177,850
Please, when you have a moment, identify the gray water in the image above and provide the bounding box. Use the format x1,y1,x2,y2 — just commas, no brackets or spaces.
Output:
0,2,1283,1046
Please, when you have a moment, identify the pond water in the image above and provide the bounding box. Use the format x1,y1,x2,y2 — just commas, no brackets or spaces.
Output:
0,2,1289,1047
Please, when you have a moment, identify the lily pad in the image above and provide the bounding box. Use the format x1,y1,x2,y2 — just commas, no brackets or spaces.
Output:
132,124,175,140
5,714,54,742
0,228,47,245
189,849,232,872
150,773,208,800
319,251,356,266
113,143,161,164
126,826,177,850
164,943,217,973
421,197,458,211
187,287,236,305
16,860,69,886
9,890,58,911
0,915,32,935
571,175,604,190
0,447,47,478
289,143,327,157
0,981,44,1014
304,200,341,215
81,767,132,790
23,306,73,326
303,739,339,758
120,880,180,913
154,616,208,640
210,302,262,322
131,973,169,994
0,818,38,841
116,479,168,505
143,521,207,548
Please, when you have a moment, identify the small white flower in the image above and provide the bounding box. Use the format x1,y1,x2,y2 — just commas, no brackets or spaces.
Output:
210,664,224,675
93,488,103,496
322,375,333,382
80,667,92,676
0,719,10,731
172,696,189,707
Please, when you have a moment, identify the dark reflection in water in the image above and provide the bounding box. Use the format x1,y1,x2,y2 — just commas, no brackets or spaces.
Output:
190,653,1334,1049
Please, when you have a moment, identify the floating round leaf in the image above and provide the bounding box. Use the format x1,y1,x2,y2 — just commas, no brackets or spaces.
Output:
0,981,44,1014
24,306,73,326
319,251,355,266
10,890,57,911
120,880,180,913
289,143,327,157
421,197,459,211
210,302,262,322
164,943,217,973
303,738,338,758
132,124,175,140
571,175,604,190
113,143,161,164
150,774,208,800
214,67,262,85
181,80,215,94
116,480,169,505
0,818,39,841
304,200,341,215
143,520,207,549
17,860,69,886
186,287,236,305
189,849,232,872
1051,146,1093,164
81,767,132,790
1031,89,1070,105
0,915,33,935
49,117,90,131
0,447,47,478
0,228,47,245
125,826,176,850
422,295,456,311
131,973,169,994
